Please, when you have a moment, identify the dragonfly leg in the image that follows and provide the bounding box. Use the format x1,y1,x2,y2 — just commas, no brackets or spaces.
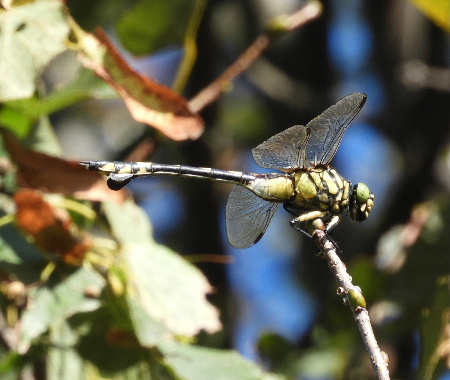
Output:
301,216,342,253
324,215,340,233
289,210,328,233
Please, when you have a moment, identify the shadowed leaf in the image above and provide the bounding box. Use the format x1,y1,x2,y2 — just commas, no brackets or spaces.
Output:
19,266,105,353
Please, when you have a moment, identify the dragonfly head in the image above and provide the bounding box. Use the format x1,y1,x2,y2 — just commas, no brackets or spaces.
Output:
349,183,375,222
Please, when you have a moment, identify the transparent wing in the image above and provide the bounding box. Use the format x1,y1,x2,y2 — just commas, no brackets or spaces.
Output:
305,92,367,166
252,125,310,170
226,185,281,249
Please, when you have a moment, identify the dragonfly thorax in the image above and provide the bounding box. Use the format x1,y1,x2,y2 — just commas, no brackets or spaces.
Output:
292,166,351,215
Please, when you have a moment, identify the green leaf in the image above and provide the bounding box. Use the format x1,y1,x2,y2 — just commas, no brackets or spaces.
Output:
123,243,221,341
115,0,192,55
0,0,70,101
103,199,154,246
0,223,47,284
74,307,145,374
0,68,117,139
159,341,285,380
19,266,105,353
125,291,172,346
47,320,84,380
0,106,33,138
0,350,27,378
103,200,221,342
5,69,118,120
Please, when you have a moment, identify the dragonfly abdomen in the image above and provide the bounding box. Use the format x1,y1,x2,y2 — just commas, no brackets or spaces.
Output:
80,161,256,185
247,174,296,202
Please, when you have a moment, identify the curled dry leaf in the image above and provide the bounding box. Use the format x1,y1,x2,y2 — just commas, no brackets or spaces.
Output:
0,128,127,203
73,25,204,141
14,189,92,265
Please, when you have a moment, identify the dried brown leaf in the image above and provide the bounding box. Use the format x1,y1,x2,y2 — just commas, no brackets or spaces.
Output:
75,26,204,141
14,189,91,265
0,128,127,203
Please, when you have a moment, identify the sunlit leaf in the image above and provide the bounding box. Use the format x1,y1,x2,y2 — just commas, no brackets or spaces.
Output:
103,200,221,340
73,24,204,141
0,0,69,101
103,198,154,246
19,266,105,353
409,0,449,31
158,340,285,380
124,243,221,339
0,128,127,203
14,189,91,264
125,293,172,346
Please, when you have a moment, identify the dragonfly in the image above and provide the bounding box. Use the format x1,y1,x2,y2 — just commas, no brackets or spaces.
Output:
80,92,374,249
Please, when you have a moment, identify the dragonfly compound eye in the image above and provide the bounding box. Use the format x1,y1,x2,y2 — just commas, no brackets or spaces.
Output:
350,183,375,222
356,183,370,204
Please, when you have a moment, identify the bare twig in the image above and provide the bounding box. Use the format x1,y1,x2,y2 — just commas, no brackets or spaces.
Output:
188,1,322,113
313,229,390,380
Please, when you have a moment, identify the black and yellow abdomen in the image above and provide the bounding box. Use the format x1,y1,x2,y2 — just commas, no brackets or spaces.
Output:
293,166,350,214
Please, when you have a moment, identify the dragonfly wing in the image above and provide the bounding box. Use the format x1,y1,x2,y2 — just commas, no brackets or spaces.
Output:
252,125,310,170
226,185,281,249
305,92,366,166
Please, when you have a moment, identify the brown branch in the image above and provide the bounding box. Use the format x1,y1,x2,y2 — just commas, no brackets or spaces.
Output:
313,229,390,380
188,1,322,113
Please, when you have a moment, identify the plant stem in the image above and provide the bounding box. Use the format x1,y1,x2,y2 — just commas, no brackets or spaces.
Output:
312,229,390,380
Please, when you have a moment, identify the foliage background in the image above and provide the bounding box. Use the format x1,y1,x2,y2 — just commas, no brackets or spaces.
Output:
0,0,449,380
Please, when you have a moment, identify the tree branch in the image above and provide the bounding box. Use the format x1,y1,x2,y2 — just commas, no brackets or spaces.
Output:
188,1,322,113
312,229,390,380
